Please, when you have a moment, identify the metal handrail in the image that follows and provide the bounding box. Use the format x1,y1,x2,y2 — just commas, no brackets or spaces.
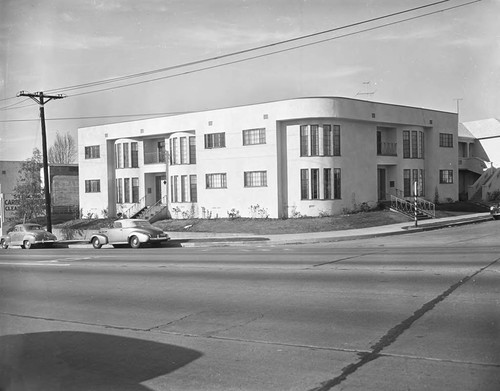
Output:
123,196,146,218
390,195,435,218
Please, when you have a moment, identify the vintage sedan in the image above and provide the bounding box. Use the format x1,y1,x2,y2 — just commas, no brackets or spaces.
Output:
90,219,170,249
491,203,500,220
1,223,58,249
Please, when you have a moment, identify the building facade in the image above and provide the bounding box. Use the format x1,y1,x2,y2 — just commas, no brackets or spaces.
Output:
78,97,459,219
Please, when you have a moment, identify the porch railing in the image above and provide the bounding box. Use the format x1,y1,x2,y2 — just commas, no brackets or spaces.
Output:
123,196,146,219
390,194,435,219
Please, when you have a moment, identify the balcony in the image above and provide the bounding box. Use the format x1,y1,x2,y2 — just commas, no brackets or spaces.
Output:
377,142,397,156
458,157,487,175
144,151,166,165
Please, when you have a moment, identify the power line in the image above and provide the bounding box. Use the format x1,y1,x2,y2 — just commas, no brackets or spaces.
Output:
45,0,456,95
65,0,482,98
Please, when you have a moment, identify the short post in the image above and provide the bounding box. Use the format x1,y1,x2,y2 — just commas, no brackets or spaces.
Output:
414,181,418,227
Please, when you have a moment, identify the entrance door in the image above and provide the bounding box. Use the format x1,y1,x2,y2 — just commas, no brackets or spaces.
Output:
377,168,386,201
155,176,166,203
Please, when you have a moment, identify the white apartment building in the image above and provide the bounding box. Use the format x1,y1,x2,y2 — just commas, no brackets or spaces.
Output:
78,97,458,220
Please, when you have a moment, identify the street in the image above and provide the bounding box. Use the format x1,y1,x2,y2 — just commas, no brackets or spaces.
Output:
1,221,500,390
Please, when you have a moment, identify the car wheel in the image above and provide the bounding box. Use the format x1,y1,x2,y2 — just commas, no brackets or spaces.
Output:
92,237,102,249
23,240,32,249
129,235,140,249
0,240,8,249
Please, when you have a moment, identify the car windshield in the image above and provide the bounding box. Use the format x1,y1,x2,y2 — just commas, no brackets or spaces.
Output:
129,221,154,228
27,225,43,230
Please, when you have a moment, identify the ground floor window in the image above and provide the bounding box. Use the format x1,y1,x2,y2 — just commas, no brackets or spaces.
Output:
206,173,227,189
85,179,100,193
440,169,453,184
171,175,198,202
302,168,341,200
404,169,425,196
244,171,267,187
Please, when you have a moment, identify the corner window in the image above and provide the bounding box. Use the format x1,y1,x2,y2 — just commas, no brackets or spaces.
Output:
85,179,100,193
85,145,100,159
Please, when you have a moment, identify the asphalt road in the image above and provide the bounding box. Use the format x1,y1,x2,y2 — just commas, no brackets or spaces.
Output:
1,221,499,390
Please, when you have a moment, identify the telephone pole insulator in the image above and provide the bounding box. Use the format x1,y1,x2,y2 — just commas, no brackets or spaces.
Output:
17,91,66,232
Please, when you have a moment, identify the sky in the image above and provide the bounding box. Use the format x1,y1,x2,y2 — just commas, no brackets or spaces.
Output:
1,0,499,161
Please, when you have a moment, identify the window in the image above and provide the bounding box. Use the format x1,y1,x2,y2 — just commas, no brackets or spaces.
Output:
170,138,178,165
310,125,319,156
189,136,196,164
411,131,418,158
85,145,100,159
85,179,100,193
243,128,266,145
124,178,130,203
324,168,332,199
333,168,341,199
190,175,197,202
115,143,123,168
244,171,267,187
439,133,453,147
181,175,188,202
204,132,225,149
131,142,139,168
311,168,319,199
403,169,411,197
300,126,309,156
132,178,139,203
116,178,122,202
171,176,178,202
403,131,410,159
324,125,332,156
180,137,188,164
123,143,130,168
418,131,424,158
440,169,454,184
300,169,309,199
206,173,227,189
333,168,342,200
332,125,341,156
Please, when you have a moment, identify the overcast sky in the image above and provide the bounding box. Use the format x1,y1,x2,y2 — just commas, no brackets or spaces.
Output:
1,0,499,161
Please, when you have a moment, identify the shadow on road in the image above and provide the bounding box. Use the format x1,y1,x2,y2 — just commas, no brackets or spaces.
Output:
0,331,202,390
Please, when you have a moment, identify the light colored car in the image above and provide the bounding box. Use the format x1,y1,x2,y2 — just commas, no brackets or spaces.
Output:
491,203,500,220
90,219,170,249
1,223,58,249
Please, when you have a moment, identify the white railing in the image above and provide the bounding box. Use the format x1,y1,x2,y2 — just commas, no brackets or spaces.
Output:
390,195,435,218
123,196,146,218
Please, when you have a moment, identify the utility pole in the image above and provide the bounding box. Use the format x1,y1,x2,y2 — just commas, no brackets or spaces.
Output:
17,91,65,232
454,98,463,120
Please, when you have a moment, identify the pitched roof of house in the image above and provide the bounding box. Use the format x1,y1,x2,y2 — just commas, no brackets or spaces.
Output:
458,123,476,139
462,118,500,139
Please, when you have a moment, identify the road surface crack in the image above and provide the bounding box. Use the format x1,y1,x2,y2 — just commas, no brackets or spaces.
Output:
308,256,500,391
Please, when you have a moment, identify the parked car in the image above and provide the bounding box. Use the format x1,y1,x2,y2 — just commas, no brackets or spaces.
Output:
1,223,58,249
90,219,170,249
491,203,500,220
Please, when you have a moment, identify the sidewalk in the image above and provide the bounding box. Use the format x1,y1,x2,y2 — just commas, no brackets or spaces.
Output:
61,212,493,248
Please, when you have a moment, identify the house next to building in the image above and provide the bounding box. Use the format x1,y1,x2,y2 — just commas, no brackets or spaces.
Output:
77,97,459,220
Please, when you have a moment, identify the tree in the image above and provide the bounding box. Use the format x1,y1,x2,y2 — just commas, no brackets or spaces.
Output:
12,149,45,222
48,131,77,164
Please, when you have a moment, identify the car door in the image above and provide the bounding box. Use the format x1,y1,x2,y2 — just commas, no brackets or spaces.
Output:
107,222,126,244
10,226,22,245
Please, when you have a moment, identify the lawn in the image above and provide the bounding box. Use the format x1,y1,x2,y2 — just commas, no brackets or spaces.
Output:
53,202,488,235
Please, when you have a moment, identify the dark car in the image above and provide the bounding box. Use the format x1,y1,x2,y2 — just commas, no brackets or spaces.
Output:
90,219,170,249
491,203,500,220
1,223,58,249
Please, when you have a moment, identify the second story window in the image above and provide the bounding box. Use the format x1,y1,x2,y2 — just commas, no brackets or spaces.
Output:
243,128,266,145
131,142,139,167
204,132,225,149
439,133,453,147
440,169,454,184
85,145,100,159
403,130,424,159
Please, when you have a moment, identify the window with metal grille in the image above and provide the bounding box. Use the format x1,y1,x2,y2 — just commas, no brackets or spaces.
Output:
206,173,227,189
204,133,226,149
243,128,266,145
244,171,267,187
